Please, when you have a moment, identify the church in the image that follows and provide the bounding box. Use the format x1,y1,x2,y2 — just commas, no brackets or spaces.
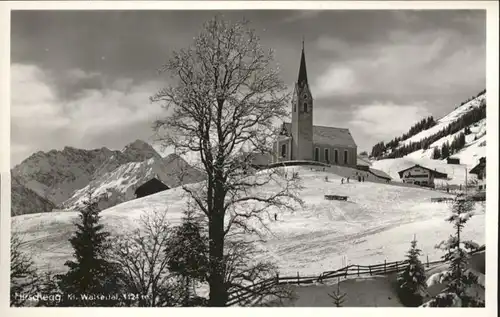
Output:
272,43,358,167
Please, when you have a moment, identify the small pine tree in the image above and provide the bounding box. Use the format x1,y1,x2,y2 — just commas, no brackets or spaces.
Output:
432,147,441,160
327,278,347,307
166,208,209,306
397,236,427,306
425,196,484,307
56,192,121,307
441,142,450,159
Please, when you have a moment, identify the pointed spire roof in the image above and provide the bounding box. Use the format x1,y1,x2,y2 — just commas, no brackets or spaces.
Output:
297,38,308,86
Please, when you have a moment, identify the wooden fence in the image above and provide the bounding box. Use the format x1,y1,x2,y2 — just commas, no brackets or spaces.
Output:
226,246,485,306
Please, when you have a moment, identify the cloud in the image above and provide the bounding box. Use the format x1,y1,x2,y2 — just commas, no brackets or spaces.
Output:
313,65,358,98
311,28,485,99
66,68,100,81
280,10,322,23
11,63,168,166
315,36,351,54
349,102,432,142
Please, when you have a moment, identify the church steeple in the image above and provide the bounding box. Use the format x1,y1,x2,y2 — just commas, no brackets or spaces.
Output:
297,39,308,86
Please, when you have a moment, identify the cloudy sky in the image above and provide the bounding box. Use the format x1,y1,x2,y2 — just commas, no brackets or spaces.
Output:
11,9,486,167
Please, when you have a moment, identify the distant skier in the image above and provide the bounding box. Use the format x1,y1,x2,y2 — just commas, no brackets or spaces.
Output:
347,177,350,183
358,175,361,182
274,213,277,221
362,176,365,182
341,178,344,184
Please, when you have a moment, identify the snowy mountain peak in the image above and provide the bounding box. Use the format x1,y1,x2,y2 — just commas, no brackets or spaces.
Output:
122,139,161,162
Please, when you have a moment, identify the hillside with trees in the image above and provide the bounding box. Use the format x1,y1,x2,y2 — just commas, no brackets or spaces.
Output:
370,90,486,161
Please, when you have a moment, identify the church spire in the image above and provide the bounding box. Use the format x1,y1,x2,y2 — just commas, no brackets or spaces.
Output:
298,38,308,86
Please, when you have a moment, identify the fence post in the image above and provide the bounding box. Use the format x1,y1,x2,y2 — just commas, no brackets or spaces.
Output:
345,266,348,278
369,265,372,276
357,265,360,277
297,271,300,285
384,260,387,274
426,255,429,268
395,261,398,272
276,272,279,284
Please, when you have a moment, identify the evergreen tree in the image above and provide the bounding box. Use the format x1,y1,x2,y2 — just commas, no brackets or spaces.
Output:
441,142,450,159
327,278,347,307
397,236,427,306
166,208,209,306
425,196,484,307
55,192,121,307
432,147,441,160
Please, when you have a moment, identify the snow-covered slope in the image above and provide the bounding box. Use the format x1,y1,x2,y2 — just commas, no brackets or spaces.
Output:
12,165,485,276
404,118,486,165
370,91,487,185
400,93,485,147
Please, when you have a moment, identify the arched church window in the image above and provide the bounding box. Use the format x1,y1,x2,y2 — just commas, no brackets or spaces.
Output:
281,144,287,157
314,147,320,161
303,94,307,99
334,149,338,164
344,150,348,164
304,102,308,113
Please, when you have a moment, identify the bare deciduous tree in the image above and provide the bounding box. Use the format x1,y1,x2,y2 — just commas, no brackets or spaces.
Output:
152,16,303,306
224,240,294,306
10,232,40,307
109,209,175,306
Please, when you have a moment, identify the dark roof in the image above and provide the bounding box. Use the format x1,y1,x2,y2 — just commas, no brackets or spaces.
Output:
470,157,486,175
282,123,357,148
298,42,308,86
397,164,448,179
369,168,392,180
357,157,371,167
134,177,170,196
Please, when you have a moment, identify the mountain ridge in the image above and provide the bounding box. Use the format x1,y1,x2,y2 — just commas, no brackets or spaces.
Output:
11,139,205,216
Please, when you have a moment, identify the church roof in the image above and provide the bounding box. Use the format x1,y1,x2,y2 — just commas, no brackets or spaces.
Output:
282,123,357,148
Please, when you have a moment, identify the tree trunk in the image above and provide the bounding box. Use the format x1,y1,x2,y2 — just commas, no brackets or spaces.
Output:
208,210,227,306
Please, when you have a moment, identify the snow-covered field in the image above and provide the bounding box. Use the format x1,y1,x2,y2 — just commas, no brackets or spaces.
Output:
12,165,485,280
